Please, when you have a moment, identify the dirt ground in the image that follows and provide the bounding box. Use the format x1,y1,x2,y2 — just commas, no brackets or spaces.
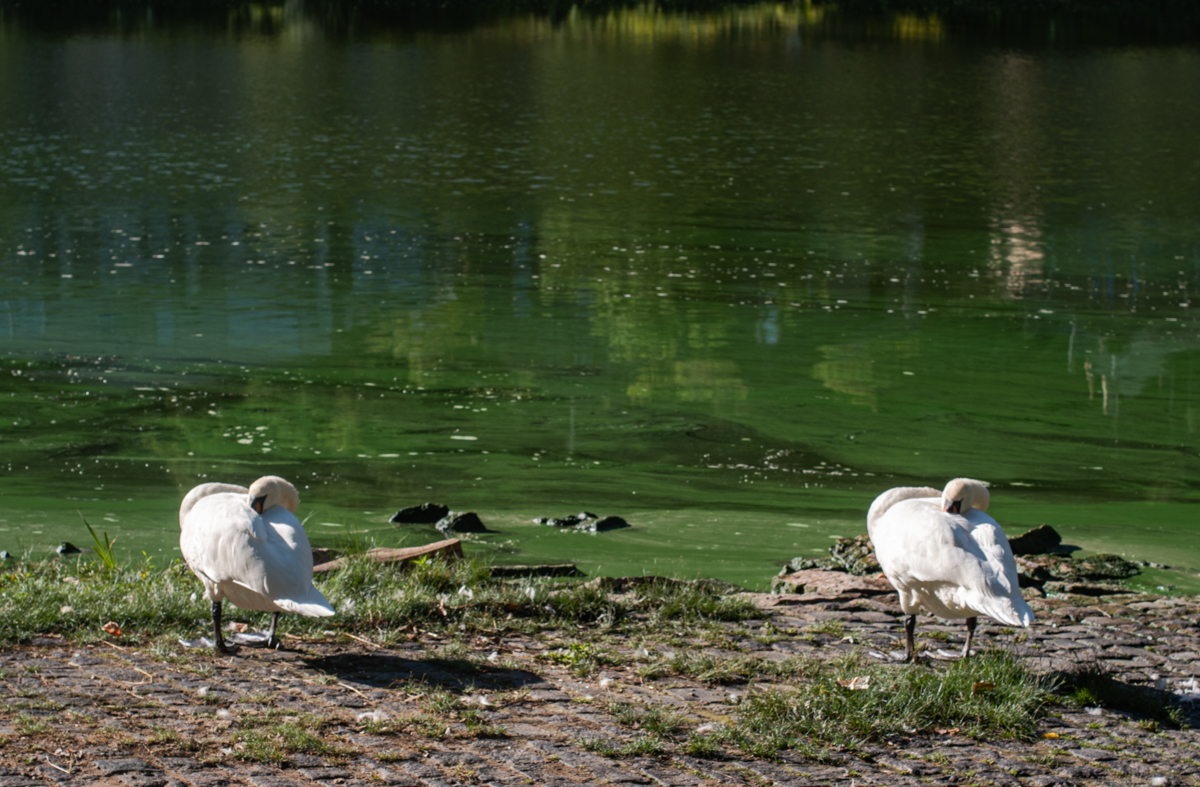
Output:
2,581,1199,786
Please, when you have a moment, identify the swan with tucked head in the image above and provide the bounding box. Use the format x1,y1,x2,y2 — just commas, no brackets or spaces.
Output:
180,475,334,653
867,478,1032,662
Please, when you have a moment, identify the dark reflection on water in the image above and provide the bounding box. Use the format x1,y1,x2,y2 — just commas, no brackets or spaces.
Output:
3,0,1199,43
0,0,1198,589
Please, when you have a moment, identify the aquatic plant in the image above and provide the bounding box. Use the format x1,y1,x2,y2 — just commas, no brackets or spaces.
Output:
80,514,117,572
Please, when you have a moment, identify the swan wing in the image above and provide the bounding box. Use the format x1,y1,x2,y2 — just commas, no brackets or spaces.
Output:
867,486,941,537
180,492,268,598
956,511,1035,627
251,506,336,617
179,482,248,529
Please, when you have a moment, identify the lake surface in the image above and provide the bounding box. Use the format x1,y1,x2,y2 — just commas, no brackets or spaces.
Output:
1,2,1198,592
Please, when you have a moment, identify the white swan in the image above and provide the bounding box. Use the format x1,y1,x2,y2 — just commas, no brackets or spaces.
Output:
179,476,335,653
867,478,1033,662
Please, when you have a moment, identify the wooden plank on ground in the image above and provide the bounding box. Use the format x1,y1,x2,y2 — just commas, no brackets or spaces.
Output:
313,538,463,573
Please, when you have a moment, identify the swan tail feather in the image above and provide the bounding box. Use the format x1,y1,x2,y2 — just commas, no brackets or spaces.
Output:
964,591,1035,628
274,587,336,618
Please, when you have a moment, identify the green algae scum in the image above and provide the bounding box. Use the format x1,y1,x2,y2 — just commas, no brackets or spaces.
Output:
1,0,1199,591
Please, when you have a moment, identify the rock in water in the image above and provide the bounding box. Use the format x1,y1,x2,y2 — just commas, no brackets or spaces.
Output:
575,516,630,532
535,512,596,527
1007,524,1063,555
829,535,881,575
781,535,880,576
1013,552,1141,596
391,503,450,524
489,564,585,578
534,512,629,532
435,511,489,534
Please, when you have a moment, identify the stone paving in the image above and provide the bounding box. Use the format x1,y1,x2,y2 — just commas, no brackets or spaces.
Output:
2,581,1200,786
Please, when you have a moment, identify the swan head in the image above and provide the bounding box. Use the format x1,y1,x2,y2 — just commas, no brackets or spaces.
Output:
941,477,989,515
248,475,300,515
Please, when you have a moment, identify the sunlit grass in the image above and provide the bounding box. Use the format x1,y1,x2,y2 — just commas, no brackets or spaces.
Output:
0,553,759,647
723,650,1054,756
0,557,204,646
0,552,1112,765
605,700,686,736
636,651,803,685
231,712,350,763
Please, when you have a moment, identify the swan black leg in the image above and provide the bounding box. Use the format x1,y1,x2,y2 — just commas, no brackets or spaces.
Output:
903,614,917,663
212,600,230,654
266,612,282,649
962,616,977,659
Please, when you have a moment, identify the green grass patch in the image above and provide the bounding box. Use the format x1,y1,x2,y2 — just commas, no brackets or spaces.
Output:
631,579,757,625
539,641,622,676
725,650,1054,756
604,700,685,736
0,553,755,647
231,712,350,763
14,713,51,735
804,619,846,638
637,651,803,685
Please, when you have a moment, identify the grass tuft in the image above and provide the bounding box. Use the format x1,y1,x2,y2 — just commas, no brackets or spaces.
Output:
638,651,802,685
0,551,757,647
232,712,350,763
604,700,685,736
727,649,1053,756
80,514,118,572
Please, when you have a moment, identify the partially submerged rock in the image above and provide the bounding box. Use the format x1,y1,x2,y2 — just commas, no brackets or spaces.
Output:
534,512,597,527
490,564,585,578
1020,553,1140,582
576,515,630,533
391,503,450,525
436,511,489,534
830,535,881,575
535,512,630,532
1008,524,1064,555
781,535,879,576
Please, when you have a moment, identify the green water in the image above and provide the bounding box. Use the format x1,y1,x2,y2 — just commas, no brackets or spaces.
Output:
1,3,1198,592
